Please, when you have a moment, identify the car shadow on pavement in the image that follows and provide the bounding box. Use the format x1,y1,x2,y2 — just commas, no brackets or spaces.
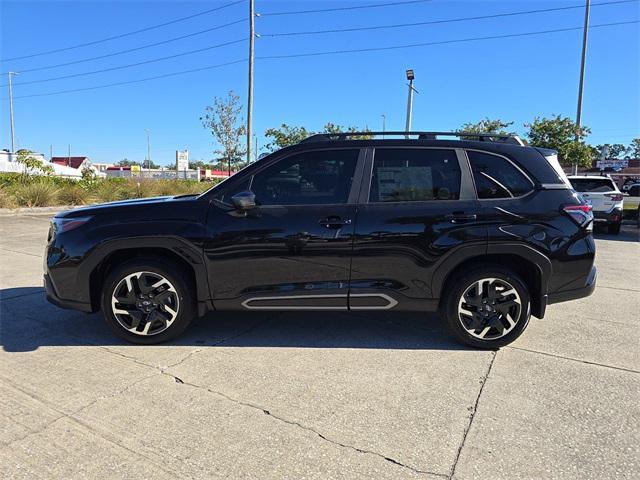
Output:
592,223,639,243
1,287,467,352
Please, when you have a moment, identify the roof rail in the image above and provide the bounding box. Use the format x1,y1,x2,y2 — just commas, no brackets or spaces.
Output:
300,131,525,146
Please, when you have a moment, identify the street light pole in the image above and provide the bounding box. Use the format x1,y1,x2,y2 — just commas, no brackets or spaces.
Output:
381,114,386,139
574,0,591,175
246,0,255,167
404,69,416,138
145,129,151,171
7,72,18,153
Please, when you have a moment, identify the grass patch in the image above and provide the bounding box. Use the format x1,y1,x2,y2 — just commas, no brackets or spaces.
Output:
0,174,219,208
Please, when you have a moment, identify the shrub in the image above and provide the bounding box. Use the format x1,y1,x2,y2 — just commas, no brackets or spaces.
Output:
58,184,91,205
0,189,17,209
13,182,58,207
92,180,127,203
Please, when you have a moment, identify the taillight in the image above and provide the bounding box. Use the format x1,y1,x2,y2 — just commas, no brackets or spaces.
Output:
563,204,593,227
605,193,623,202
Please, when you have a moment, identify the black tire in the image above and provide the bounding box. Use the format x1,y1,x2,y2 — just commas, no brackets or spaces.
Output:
444,265,531,349
607,222,621,235
100,257,195,344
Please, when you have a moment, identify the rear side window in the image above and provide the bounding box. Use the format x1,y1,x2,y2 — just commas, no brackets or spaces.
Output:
369,148,460,202
468,151,533,199
569,178,617,193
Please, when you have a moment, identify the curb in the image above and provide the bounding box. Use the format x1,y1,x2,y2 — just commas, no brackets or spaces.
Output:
0,206,75,216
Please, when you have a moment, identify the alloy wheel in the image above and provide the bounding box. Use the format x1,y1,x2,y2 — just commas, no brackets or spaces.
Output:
457,277,522,340
110,271,179,336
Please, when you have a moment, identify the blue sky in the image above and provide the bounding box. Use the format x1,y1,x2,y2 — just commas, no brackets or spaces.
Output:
1,0,638,165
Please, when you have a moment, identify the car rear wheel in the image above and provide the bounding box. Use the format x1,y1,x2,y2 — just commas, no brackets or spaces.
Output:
101,258,194,344
607,222,621,235
444,266,531,349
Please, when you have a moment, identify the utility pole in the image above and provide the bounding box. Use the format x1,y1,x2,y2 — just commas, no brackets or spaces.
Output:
405,69,416,137
574,0,591,175
68,144,71,167
381,114,386,139
254,136,258,162
145,129,151,171
50,145,53,161
7,72,18,153
246,0,255,166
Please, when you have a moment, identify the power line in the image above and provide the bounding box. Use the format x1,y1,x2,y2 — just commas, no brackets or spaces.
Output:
1,0,246,62
6,39,247,87
261,0,637,37
9,20,637,100
259,0,431,16
13,59,247,99
258,20,639,59
3,19,245,75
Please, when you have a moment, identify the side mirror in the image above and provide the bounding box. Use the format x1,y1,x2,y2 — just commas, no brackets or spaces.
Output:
231,191,256,211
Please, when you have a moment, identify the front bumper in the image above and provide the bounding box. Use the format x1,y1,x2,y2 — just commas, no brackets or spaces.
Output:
547,266,597,305
44,273,93,313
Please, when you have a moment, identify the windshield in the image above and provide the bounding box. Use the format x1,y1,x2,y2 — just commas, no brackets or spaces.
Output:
569,178,617,192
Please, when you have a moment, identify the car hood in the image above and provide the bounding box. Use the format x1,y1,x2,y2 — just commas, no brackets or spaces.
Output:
56,195,199,218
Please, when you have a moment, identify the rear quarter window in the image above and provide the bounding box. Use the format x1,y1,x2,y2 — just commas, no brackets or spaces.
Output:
467,151,534,199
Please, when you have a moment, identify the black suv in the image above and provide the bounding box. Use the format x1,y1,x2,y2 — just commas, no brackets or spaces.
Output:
44,132,596,348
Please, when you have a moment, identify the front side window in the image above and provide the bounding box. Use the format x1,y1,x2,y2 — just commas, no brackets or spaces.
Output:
250,149,359,206
369,149,461,202
468,151,533,199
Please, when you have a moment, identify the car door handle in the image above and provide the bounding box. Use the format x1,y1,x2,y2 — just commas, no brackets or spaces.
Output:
319,217,352,229
445,213,477,223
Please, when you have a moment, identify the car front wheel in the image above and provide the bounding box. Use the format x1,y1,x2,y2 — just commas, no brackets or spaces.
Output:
444,266,531,349
101,258,194,344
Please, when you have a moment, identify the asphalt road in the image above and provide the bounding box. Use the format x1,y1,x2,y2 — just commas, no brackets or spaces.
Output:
1,211,638,479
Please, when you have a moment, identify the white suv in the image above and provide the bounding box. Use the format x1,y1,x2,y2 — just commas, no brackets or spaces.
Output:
568,176,624,234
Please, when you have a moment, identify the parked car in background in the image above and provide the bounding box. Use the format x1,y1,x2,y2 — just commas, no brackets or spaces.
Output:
44,132,596,349
568,175,623,234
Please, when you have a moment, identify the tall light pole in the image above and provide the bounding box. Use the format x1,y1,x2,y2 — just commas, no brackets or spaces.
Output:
246,0,255,166
381,114,386,138
7,72,18,153
405,69,417,137
145,129,151,170
575,0,591,174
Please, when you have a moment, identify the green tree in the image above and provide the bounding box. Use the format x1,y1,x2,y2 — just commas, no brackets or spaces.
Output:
627,138,640,158
525,115,592,169
593,143,627,160
460,118,515,135
322,123,372,139
15,149,53,178
201,90,246,173
264,124,310,151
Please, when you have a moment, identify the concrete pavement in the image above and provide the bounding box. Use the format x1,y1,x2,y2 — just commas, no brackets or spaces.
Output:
1,211,638,479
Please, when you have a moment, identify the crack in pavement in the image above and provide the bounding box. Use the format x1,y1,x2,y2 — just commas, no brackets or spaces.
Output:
448,350,497,480
167,372,448,478
0,247,43,258
506,346,640,374
0,375,184,479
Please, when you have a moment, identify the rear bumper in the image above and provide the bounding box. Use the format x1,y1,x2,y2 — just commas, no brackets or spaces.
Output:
547,266,597,305
593,208,622,224
44,273,93,313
